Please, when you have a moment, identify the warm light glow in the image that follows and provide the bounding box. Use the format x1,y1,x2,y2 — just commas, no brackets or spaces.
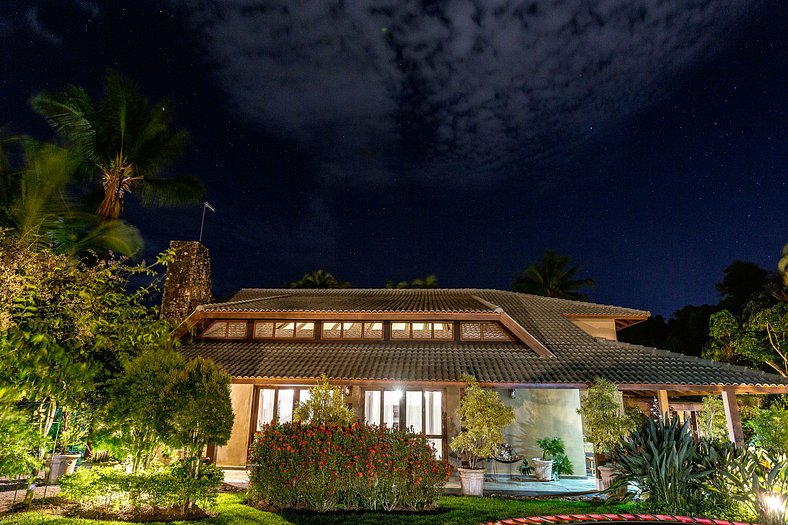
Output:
764,493,786,513
412,322,424,330
394,389,403,400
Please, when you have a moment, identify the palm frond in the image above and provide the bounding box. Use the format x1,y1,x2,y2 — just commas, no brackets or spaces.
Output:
30,87,99,165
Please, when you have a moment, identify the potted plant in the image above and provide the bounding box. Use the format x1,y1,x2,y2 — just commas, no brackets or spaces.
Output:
577,378,639,490
47,411,87,483
534,436,573,481
450,376,515,496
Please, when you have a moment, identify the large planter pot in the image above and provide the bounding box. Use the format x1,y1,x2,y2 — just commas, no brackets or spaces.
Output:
532,458,553,481
457,467,485,496
47,454,81,483
597,465,626,495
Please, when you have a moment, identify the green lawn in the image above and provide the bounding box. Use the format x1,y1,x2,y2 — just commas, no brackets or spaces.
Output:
0,492,634,525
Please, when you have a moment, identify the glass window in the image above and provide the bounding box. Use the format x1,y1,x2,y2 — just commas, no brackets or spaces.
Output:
391,322,409,339
322,322,342,338
295,322,315,338
254,321,274,338
433,322,453,339
390,322,454,340
460,322,513,341
364,390,381,425
227,321,247,338
322,321,385,339
277,389,295,423
383,390,401,429
427,438,443,459
424,391,442,435
364,389,443,457
201,321,227,338
275,322,294,338
343,322,363,338
364,322,384,339
257,389,275,430
406,391,422,433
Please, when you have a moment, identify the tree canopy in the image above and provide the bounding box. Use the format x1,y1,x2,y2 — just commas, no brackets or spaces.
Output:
30,71,202,223
512,250,595,301
288,269,351,289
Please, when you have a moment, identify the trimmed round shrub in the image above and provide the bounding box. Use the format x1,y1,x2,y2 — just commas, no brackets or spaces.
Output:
248,422,451,512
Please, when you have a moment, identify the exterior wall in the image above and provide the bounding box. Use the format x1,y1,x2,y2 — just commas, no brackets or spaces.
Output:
568,318,618,341
215,383,254,467
496,388,586,477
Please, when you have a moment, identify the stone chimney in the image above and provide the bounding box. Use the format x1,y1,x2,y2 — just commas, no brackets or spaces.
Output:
160,241,212,321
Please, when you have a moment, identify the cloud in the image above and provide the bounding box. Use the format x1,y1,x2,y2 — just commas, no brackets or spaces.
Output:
174,0,760,188
24,7,63,46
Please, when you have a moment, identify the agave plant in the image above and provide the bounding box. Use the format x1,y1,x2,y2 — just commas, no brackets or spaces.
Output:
609,415,729,516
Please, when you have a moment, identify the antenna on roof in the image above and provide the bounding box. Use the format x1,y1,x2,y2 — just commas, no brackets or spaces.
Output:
199,201,216,242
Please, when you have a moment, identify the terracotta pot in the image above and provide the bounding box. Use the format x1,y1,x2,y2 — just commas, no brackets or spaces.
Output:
457,467,485,496
47,454,81,483
532,458,553,481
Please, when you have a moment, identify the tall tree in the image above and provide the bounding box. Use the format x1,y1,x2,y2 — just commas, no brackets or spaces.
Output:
512,250,595,301
30,71,202,223
706,247,788,376
288,269,351,289
0,137,141,256
716,261,771,315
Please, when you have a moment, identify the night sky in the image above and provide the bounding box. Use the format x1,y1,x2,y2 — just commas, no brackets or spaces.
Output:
2,0,786,316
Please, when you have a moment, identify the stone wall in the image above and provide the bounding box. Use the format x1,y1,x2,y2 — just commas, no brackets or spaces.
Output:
160,241,212,321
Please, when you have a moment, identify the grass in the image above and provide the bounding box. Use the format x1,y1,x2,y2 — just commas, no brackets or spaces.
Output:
0,492,634,525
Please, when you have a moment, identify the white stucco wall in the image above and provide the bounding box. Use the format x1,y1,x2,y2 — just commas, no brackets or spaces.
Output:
496,388,586,477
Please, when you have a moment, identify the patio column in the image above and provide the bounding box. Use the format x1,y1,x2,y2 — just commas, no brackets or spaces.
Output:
722,388,744,446
656,390,670,418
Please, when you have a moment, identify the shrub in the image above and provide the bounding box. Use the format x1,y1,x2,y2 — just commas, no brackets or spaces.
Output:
610,415,735,517
292,375,354,425
247,422,451,512
577,378,639,465
58,461,223,513
752,404,788,453
709,446,788,525
449,375,515,469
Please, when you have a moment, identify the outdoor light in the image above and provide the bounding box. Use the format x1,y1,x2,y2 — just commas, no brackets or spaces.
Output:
394,389,403,400
761,492,787,525
508,389,516,399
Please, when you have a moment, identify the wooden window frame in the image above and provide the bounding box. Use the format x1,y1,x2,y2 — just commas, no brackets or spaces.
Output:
253,320,316,340
362,388,446,458
390,321,454,341
459,321,515,342
199,320,248,339
320,321,384,340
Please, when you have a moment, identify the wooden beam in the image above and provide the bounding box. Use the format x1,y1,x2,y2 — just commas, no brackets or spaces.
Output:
657,390,670,418
722,388,744,446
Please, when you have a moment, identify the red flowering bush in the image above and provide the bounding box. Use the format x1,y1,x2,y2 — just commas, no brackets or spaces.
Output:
247,422,451,512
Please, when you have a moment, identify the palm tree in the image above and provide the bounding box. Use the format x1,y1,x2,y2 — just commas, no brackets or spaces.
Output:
512,250,595,301
30,71,202,223
0,135,141,256
385,274,439,289
288,270,351,289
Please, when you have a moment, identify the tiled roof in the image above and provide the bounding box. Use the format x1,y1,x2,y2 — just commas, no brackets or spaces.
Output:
204,288,648,316
180,289,788,389
180,339,787,388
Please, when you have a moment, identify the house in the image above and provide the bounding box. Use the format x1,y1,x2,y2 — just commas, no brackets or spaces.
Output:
164,241,788,475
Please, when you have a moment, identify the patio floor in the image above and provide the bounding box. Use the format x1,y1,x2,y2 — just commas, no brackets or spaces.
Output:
222,470,599,497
